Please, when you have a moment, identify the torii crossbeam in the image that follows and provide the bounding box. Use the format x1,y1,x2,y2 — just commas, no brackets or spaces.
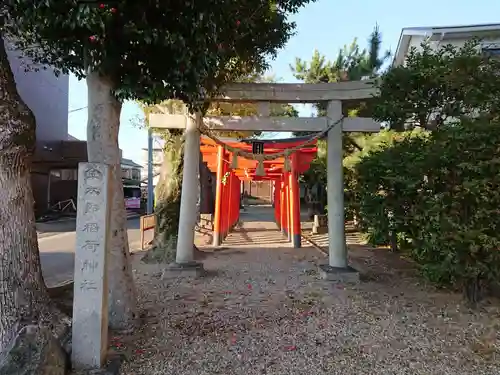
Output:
149,80,381,281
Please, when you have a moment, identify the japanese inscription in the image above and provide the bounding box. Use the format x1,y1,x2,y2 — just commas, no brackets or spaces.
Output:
85,202,100,213
81,240,100,253
73,162,111,368
84,166,103,181
82,259,99,273
79,279,98,291
82,223,99,233
75,163,108,290
85,187,101,196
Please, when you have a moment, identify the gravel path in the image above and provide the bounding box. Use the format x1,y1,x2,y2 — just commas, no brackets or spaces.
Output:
117,212,500,375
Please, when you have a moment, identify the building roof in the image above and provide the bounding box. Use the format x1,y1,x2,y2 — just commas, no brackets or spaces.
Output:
394,23,500,66
67,134,80,141
121,157,142,168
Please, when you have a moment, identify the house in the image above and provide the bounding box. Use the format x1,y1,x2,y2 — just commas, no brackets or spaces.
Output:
3,38,89,215
121,158,142,183
5,38,145,215
121,158,143,210
394,23,500,67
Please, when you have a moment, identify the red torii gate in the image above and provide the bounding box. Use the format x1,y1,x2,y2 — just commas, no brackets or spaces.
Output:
200,136,318,248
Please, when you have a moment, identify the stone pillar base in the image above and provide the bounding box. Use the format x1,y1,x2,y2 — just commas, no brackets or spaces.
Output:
162,261,205,278
292,233,302,248
318,264,359,283
312,225,328,234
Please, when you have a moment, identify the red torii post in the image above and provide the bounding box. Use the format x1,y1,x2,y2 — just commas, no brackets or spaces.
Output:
274,180,280,229
279,177,286,237
285,172,291,242
289,152,301,248
212,146,225,246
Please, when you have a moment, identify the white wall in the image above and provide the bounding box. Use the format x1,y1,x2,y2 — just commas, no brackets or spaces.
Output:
397,30,500,126
404,33,500,61
4,40,69,141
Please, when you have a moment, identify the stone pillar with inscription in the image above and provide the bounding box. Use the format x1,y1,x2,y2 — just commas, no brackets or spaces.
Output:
72,163,111,370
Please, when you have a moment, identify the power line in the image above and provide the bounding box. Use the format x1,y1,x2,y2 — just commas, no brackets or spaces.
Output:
68,106,88,114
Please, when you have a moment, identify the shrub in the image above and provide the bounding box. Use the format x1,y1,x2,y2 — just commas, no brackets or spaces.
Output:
351,119,500,302
345,129,427,249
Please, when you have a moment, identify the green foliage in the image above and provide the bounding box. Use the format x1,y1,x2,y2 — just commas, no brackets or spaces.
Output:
291,24,390,122
347,129,428,247
372,39,500,130
350,119,500,302
2,0,315,106
291,25,390,206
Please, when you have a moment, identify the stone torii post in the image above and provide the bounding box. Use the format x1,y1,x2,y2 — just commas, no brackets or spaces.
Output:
149,80,380,280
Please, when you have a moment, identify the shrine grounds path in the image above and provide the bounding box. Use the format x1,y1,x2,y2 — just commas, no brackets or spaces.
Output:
115,206,499,375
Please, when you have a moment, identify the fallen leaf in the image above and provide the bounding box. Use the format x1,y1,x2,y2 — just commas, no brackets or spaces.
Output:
284,345,297,351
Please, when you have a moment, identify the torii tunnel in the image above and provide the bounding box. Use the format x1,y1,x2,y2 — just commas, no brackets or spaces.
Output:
200,136,318,248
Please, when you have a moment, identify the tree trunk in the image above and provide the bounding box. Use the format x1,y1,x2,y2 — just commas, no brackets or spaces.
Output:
146,133,212,263
146,131,184,263
0,37,69,352
86,71,137,330
199,160,214,215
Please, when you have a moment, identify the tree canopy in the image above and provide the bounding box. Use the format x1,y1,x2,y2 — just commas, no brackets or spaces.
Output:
291,25,390,119
291,25,390,203
2,0,315,106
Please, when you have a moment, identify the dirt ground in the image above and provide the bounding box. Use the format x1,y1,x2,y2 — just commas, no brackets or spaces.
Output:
106,207,500,375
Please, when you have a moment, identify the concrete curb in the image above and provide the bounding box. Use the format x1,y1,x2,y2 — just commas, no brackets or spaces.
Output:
36,216,76,224
47,280,74,298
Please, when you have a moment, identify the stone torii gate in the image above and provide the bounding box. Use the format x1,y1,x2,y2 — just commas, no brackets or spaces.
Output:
149,80,380,279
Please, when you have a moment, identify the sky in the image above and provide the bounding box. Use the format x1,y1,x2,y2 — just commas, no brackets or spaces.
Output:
67,0,500,163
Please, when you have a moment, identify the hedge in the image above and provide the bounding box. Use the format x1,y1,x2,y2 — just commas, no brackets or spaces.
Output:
347,119,500,303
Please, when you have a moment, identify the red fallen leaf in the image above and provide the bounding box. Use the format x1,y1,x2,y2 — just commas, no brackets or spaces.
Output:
230,335,237,344
110,336,120,342
247,284,252,290
89,35,97,42
135,349,145,355
336,285,344,290
284,345,297,351
114,342,123,348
